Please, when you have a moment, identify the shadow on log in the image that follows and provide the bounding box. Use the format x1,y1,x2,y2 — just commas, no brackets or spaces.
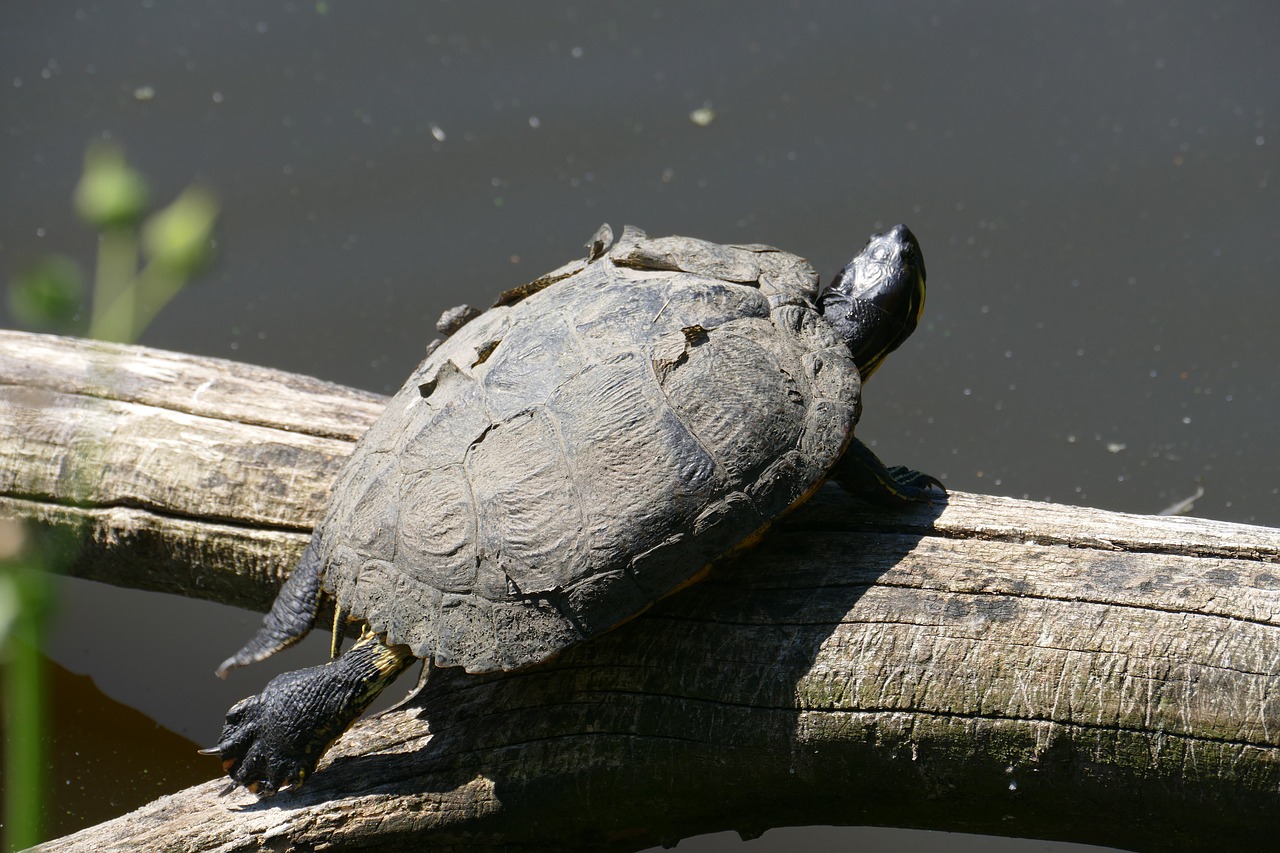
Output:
3,330,1279,851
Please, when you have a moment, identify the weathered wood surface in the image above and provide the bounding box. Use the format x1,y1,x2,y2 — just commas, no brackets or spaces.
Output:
0,330,383,612
3,330,1279,852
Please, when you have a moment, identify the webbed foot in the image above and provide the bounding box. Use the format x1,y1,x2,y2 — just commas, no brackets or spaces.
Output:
201,668,333,796
205,631,415,795
883,464,947,503
834,437,946,507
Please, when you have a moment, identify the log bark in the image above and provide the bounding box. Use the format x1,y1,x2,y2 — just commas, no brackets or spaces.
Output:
2,329,1278,852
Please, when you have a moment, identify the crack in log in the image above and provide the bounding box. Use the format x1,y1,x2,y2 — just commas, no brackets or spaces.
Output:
352,697,1280,758
0,380,384,443
1,491,317,535
645,591,1280,630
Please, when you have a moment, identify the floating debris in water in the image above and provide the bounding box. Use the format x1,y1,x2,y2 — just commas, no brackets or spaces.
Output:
1158,479,1205,516
689,105,716,127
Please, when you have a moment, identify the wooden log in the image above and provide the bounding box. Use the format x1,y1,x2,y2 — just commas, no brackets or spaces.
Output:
3,330,1279,852
0,330,383,612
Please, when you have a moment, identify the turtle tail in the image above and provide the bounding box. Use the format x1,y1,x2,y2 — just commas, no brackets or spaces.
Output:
216,537,325,679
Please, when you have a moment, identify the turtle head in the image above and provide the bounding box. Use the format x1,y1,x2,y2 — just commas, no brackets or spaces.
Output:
818,224,926,380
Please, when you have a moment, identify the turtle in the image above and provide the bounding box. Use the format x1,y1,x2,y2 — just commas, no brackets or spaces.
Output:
204,223,943,795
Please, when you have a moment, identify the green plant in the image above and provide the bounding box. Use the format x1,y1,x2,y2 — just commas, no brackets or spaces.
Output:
0,522,57,852
2,140,220,849
8,140,220,342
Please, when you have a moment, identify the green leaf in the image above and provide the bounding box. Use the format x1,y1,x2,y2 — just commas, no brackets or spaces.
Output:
141,186,220,276
73,141,150,229
8,255,85,332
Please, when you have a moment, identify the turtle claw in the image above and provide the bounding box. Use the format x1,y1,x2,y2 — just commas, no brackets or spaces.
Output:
196,745,239,775
204,675,329,797
238,767,307,798
886,465,948,502
276,773,306,794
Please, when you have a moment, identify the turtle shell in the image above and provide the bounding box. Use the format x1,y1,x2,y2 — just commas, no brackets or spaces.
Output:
319,228,862,673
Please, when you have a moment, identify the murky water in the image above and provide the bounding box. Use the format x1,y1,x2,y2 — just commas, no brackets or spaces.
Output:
2,1,1276,848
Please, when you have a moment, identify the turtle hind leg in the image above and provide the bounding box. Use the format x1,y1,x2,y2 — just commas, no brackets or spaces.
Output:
205,629,416,795
834,436,946,506
216,538,326,678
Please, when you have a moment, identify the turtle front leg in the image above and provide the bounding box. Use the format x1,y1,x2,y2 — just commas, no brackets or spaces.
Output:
833,436,945,506
203,629,416,795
